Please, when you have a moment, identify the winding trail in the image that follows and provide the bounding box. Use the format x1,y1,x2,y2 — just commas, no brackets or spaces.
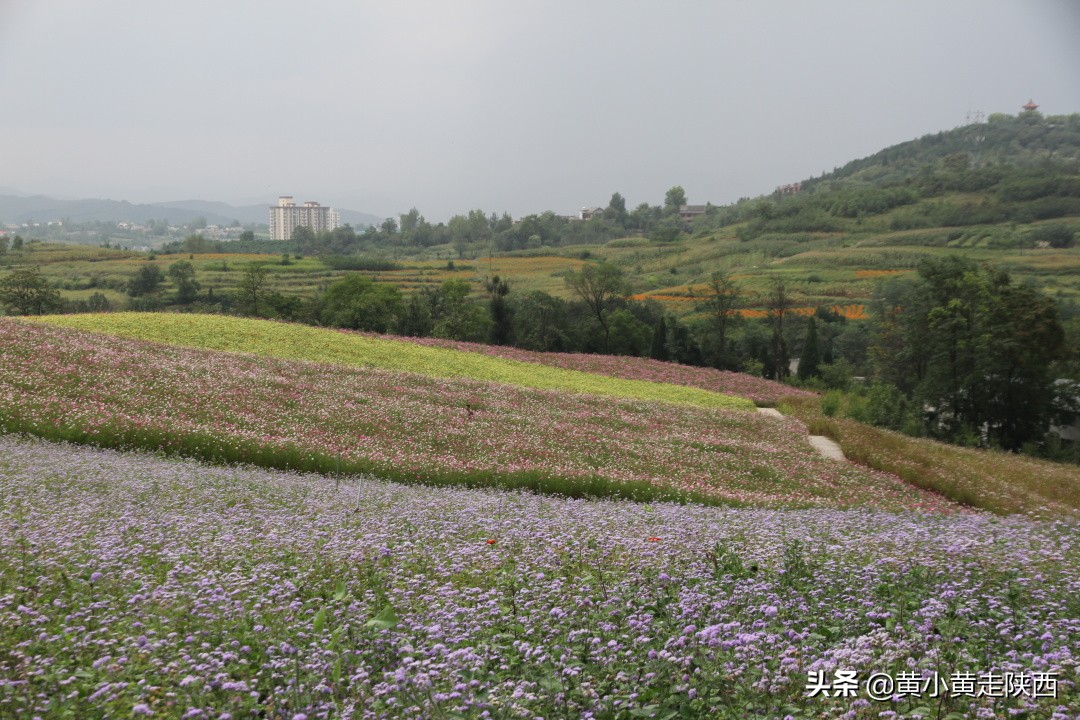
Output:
757,407,846,462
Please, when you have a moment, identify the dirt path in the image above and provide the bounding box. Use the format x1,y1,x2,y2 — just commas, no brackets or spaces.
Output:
757,407,846,462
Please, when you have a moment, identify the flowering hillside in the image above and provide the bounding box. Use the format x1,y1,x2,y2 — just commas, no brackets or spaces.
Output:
1,436,1076,719
29,313,755,410
0,319,943,510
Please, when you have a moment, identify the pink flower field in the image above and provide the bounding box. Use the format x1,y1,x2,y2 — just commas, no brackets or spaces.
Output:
384,334,816,406
0,319,948,511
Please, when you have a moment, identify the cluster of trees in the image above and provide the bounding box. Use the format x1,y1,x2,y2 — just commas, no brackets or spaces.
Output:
866,258,1070,451
224,186,703,259
0,267,63,315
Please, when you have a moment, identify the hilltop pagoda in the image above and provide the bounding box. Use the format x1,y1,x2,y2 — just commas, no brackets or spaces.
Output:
1022,98,1039,112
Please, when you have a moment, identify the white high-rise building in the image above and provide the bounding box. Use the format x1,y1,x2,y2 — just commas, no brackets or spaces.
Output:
269,196,340,241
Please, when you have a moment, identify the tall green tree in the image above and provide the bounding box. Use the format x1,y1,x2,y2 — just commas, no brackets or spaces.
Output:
797,316,821,379
128,264,164,298
663,186,687,216
168,261,200,304
649,315,669,360
237,263,269,316
432,279,490,342
484,275,512,345
509,291,570,352
0,268,62,315
564,263,626,352
699,270,742,369
603,192,628,227
764,277,792,380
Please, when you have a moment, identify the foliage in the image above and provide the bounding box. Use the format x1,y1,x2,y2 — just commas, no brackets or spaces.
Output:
127,263,164,297
28,313,756,411
236,263,269,316
1026,223,1076,248
432,278,491,342
0,318,947,510
563,263,626,352
319,275,404,333
0,267,62,315
871,257,1067,450
484,274,512,346
167,260,200,304
320,255,403,271
796,316,821,379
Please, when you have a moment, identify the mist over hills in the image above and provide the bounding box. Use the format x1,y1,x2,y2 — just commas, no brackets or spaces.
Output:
0,194,381,228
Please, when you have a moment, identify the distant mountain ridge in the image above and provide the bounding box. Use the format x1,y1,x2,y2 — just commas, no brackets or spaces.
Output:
0,194,381,228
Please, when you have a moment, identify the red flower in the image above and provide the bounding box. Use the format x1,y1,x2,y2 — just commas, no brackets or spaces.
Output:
486,539,497,545
647,537,661,542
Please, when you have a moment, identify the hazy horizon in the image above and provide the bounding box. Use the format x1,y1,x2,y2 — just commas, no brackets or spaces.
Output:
2,0,1079,222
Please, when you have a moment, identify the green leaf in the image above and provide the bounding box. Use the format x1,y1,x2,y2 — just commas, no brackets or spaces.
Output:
313,608,327,634
333,579,349,602
366,603,400,630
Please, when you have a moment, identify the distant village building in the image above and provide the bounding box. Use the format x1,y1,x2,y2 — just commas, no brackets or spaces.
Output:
579,207,604,221
269,196,340,241
679,205,707,223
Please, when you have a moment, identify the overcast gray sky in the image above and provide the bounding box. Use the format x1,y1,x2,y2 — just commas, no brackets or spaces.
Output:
1,0,1078,221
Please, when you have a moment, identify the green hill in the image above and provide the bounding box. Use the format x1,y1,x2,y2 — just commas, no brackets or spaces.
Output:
807,110,1080,190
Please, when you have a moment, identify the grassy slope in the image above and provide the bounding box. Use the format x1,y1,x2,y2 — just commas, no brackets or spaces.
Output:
29,313,754,411
781,396,1080,519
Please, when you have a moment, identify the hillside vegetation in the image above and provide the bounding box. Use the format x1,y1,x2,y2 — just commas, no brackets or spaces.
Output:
3,318,947,509
30,313,753,410
17,313,1080,517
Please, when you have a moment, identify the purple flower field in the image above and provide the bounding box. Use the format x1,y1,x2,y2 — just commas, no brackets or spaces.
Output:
1,435,1077,719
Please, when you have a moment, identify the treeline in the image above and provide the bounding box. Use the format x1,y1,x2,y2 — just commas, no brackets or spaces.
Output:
157,186,709,259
